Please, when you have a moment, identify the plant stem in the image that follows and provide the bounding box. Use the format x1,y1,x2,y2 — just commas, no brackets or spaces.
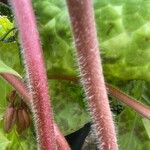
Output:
0,73,31,106
1,72,150,150
0,73,71,150
49,75,150,119
2,73,150,120
66,0,118,149
106,83,150,119
54,123,71,150
10,0,56,149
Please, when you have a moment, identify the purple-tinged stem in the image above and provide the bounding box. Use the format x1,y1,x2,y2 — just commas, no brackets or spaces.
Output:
0,73,31,106
48,75,150,119
106,83,150,119
66,0,118,149
10,0,56,149
1,72,150,150
1,73,150,120
0,73,71,150
54,123,71,150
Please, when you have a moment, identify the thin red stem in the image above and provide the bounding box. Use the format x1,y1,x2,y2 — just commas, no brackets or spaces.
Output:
10,0,56,149
1,72,150,149
54,123,71,150
106,83,150,119
0,73,31,106
49,75,150,119
66,0,118,149
1,73,150,120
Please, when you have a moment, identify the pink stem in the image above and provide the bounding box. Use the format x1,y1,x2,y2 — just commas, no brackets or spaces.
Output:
1,72,150,149
10,0,56,149
106,83,150,119
1,73,150,120
0,73,31,105
0,73,71,149
48,75,150,119
66,0,118,149
54,123,71,150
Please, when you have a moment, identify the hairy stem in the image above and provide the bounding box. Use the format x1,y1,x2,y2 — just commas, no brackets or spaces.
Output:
0,73,71,150
54,123,71,150
106,83,150,119
66,0,118,149
1,72,150,150
1,73,150,120
10,0,56,149
0,73,31,105
49,75,150,119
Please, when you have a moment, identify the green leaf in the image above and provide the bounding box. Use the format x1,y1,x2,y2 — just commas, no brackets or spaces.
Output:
0,16,14,38
0,41,22,74
31,0,150,138
0,3,12,21
0,132,10,150
0,60,21,77
49,80,90,135
0,15,22,75
118,108,150,150
1,1,150,149
142,118,150,140
33,0,150,82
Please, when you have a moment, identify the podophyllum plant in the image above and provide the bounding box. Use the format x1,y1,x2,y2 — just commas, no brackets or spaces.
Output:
0,0,150,150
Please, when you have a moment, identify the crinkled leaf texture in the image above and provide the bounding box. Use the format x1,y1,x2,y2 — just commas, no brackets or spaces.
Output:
33,0,150,82
0,0,150,149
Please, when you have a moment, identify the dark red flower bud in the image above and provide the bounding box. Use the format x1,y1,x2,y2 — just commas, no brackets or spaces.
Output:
22,109,30,128
3,106,16,133
16,108,30,134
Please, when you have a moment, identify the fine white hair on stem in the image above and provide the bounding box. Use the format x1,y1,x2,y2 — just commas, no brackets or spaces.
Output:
9,0,56,149
66,0,118,149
